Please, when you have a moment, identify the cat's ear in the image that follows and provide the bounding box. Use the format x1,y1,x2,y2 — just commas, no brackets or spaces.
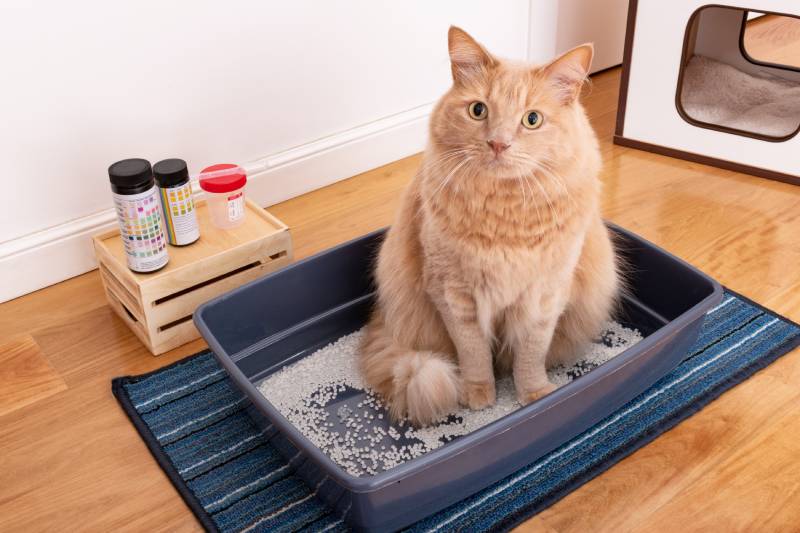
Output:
448,26,495,84
543,43,594,104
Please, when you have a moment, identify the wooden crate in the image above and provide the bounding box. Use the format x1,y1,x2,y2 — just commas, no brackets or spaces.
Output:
93,198,292,355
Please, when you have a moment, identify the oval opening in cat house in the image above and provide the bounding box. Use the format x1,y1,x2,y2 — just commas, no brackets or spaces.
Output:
675,5,800,142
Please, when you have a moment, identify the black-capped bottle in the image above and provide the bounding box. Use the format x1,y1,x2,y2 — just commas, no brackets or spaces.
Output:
108,158,169,273
153,158,200,246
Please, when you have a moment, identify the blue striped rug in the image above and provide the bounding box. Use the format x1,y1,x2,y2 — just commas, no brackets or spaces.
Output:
113,289,799,532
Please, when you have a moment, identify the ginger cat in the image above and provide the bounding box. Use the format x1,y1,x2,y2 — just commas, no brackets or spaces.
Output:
360,27,620,426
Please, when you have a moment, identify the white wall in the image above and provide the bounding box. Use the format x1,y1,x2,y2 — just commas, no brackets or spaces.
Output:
0,0,627,302
0,0,530,242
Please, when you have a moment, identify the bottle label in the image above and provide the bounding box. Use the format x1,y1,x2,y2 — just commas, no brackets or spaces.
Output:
227,191,244,222
159,182,200,245
112,186,169,272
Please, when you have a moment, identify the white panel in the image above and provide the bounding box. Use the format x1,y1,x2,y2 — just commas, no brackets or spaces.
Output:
622,0,800,176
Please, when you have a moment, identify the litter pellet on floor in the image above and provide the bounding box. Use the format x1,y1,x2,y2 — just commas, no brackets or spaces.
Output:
257,322,642,477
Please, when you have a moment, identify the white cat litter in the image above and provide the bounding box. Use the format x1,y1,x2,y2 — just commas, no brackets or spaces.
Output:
258,322,642,477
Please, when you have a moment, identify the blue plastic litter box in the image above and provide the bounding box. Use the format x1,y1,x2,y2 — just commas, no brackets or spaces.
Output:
194,224,722,532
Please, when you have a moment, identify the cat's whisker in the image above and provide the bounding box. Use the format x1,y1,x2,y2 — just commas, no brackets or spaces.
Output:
420,147,477,174
432,157,472,199
503,159,550,228
522,175,543,227
515,171,528,221
511,152,577,223
414,152,470,220
536,168,571,225
419,155,473,216
419,151,469,176
534,160,579,216
420,146,471,163
529,170,561,229
459,162,477,194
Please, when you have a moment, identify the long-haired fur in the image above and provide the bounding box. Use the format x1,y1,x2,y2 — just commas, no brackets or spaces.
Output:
360,27,620,426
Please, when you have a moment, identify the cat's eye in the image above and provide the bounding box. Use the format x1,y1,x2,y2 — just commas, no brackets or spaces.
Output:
468,101,488,120
522,110,544,129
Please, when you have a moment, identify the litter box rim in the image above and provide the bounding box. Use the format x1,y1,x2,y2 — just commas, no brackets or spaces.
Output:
195,223,723,493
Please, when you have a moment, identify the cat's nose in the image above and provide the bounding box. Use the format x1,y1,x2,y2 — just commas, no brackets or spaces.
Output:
487,139,510,155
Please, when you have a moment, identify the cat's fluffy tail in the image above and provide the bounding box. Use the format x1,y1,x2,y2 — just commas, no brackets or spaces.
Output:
391,351,460,425
361,327,459,426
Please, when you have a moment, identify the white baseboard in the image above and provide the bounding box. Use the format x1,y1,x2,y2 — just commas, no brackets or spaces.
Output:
0,103,432,303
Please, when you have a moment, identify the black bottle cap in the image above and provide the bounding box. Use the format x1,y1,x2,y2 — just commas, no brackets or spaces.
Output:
108,158,154,194
153,158,190,188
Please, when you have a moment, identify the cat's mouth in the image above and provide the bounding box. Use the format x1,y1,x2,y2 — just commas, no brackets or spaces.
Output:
483,156,537,180
485,154,517,171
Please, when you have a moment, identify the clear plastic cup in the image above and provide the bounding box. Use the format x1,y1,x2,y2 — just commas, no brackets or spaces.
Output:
199,164,247,229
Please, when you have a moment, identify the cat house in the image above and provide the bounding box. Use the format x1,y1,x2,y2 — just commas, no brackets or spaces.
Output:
614,0,800,185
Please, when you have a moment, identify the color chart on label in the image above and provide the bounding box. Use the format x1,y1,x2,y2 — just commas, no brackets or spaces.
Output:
160,182,200,246
113,188,168,272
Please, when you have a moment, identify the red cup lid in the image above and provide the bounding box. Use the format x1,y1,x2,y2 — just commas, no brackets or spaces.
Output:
199,164,247,193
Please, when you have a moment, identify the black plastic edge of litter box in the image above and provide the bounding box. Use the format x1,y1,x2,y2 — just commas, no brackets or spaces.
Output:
490,288,800,533
111,351,221,533
194,223,725,495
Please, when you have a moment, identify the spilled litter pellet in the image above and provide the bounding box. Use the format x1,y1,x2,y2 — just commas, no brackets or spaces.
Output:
258,322,642,477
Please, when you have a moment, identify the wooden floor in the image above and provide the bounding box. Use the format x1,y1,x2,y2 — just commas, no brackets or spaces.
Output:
2,16,800,533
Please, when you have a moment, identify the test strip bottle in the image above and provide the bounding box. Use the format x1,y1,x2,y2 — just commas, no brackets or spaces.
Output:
108,158,169,273
153,158,200,246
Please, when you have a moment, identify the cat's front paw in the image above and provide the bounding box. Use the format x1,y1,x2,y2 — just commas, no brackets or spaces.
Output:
517,382,558,405
460,380,496,410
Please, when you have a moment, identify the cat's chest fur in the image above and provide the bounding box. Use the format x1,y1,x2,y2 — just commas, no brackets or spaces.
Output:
435,224,582,291
419,169,595,319
422,196,588,317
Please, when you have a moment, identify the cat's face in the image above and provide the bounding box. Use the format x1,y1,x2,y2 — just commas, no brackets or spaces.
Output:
429,27,593,180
